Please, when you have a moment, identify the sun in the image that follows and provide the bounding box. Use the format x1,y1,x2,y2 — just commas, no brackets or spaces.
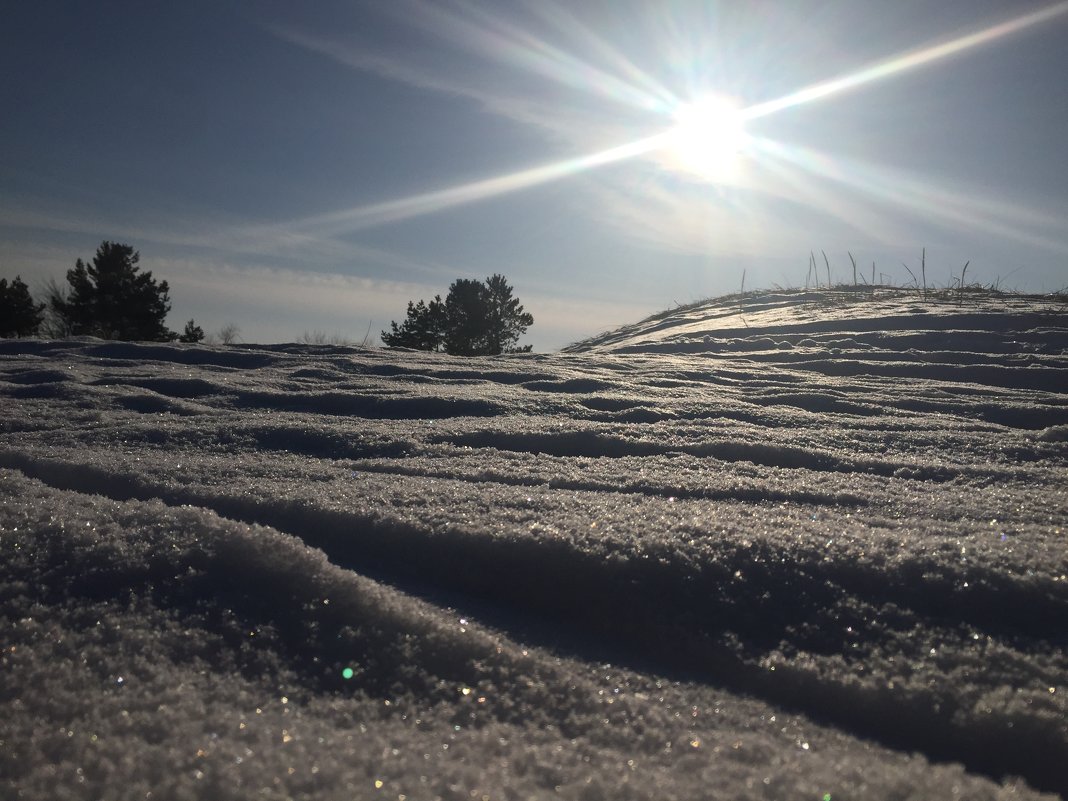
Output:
664,94,748,182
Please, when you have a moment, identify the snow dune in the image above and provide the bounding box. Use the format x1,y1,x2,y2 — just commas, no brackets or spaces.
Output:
2,288,1066,799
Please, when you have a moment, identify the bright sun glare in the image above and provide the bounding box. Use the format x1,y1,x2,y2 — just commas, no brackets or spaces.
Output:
665,94,748,182
282,3,1068,233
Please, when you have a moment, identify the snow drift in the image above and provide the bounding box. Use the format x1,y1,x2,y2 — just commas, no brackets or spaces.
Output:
1,288,1066,799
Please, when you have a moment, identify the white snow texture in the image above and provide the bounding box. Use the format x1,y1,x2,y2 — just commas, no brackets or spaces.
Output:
1,288,1066,800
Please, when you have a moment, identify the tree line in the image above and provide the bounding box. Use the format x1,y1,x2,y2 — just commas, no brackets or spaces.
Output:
3,241,534,354
1,241,203,342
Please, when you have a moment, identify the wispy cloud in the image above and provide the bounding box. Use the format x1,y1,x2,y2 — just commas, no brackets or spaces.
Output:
752,138,1068,255
0,188,464,285
268,24,635,147
386,0,674,113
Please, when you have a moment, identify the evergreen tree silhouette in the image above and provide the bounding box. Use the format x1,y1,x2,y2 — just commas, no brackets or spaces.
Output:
381,296,447,351
178,319,205,343
52,242,176,341
442,278,490,356
0,275,45,337
483,273,533,354
382,276,533,355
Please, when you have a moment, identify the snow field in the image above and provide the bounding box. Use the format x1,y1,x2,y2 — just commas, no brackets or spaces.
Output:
1,289,1066,798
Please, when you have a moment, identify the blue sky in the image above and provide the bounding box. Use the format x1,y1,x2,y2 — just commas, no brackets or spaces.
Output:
3,0,1067,349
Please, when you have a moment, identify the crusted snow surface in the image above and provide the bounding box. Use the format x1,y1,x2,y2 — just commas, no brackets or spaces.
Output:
1,289,1067,800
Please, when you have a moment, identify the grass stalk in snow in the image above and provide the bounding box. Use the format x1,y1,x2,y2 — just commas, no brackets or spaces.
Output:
902,262,920,294
922,246,928,301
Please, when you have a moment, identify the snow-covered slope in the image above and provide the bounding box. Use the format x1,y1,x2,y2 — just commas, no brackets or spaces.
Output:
2,288,1067,799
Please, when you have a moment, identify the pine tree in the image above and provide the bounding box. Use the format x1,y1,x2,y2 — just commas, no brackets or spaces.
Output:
382,276,533,356
381,296,447,351
0,275,45,338
178,319,205,343
52,242,176,341
443,279,491,356
483,273,533,354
